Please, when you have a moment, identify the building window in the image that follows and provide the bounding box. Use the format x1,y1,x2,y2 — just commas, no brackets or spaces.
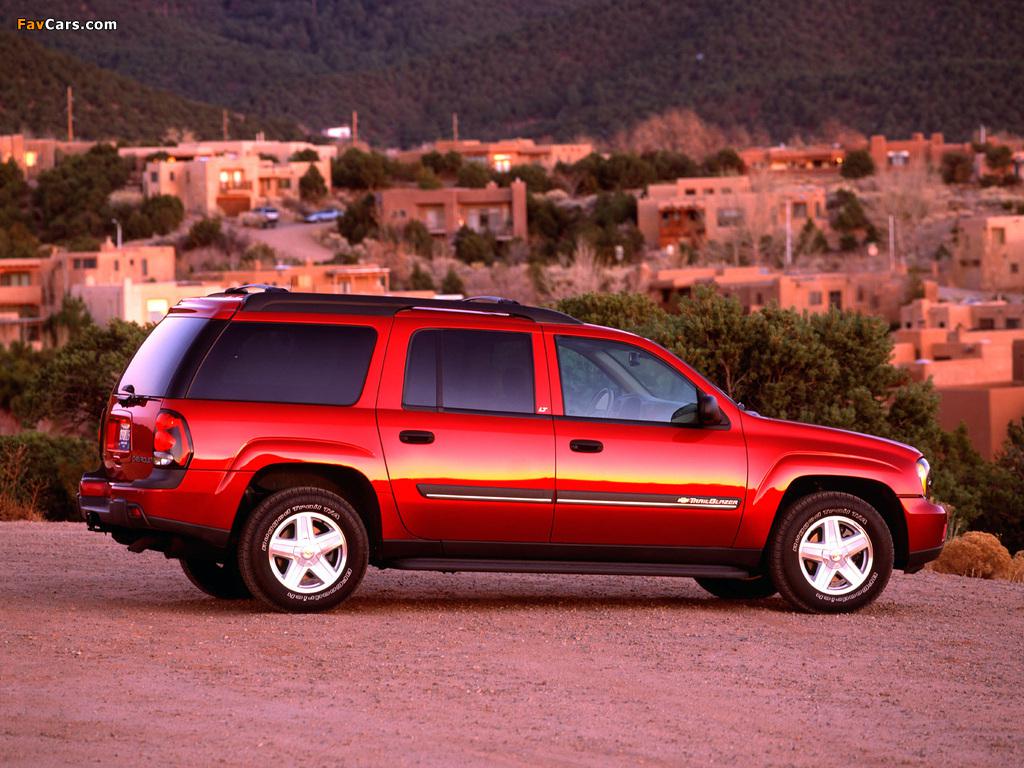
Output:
721,187,732,195
1012,263,1020,274
792,202,808,219
114,260,119,272
978,318,995,330
685,189,696,196
716,207,744,227
71,257,98,270
142,258,148,277
24,151,37,167
279,179,291,189
0,271,31,286
808,291,823,306
1007,318,1021,329
828,290,842,310
492,154,512,173
992,228,1006,245
169,171,175,182
150,171,158,183
888,151,910,166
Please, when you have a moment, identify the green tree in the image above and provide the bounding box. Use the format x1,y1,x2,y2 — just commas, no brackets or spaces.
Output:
440,265,466,295
840,149,875,179
940,151,973,184
0,158,33,231
409,262,436,291
299,164,328,202
983,144,1013,173
338,194,378,244
422,150,463,175
183,217,224,250
0,223,41,260
703,148,746,176
141,195,185,235
17,319,148,435
453,226,496,264
403,220,434,258
971,420,1024,551
33,144,130,243
331,149,394,190
497,164,551,194
415,165,443,190
456,162,492,188
289,148,321,162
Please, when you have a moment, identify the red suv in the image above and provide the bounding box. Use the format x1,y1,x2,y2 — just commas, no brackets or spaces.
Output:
79,287,946,613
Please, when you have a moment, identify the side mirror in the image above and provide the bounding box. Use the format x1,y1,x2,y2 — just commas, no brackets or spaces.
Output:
698,394,723,426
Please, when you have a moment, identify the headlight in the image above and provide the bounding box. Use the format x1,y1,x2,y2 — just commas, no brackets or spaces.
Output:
915,457,931,496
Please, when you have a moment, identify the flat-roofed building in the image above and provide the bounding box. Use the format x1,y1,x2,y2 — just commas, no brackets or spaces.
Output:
952,215,1024,293
0,134,95,178
378,181,528,241
395,138,593,172
638,176,828,250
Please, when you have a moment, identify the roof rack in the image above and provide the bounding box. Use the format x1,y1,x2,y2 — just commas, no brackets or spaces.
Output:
211,288,581,325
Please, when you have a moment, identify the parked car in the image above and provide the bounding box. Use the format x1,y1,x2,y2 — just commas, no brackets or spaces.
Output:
243,206,279,228
80,288,946,613
303,207,342,223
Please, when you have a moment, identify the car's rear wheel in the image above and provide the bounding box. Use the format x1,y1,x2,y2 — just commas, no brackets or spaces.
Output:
769,491,893,613
180,555,251,600
238,487,368,613
695,574,777,600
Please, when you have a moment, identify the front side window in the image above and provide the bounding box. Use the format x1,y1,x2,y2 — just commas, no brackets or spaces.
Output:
403,329,534,415
188,322,376,405
556,336,698,424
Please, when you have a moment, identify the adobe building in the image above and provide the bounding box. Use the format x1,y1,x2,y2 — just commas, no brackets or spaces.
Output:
0,133,95,179
637,176,828,250
395,138,593,172
951,215,1024,293
649,266,909,324
194,262,390,296
377,180,528,242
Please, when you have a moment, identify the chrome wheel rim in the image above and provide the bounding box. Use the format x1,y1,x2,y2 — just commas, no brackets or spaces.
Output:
797,515,873,596
267,511,348,594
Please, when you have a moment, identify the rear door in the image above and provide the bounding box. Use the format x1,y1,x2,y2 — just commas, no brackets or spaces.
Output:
547,329,748,548
376,314,555,542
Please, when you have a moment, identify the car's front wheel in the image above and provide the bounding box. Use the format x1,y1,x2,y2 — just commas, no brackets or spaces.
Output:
238,487,368,613
769,491,893,613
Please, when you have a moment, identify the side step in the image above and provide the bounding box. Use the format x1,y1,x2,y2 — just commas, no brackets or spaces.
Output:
381,558,752,579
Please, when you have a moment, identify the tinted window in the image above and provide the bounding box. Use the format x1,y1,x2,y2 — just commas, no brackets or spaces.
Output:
556,336,698,424
403,329,534,414
118,316,209,397
189,322,376,405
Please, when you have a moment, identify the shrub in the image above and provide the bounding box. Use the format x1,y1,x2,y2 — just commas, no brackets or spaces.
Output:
415,166,443,190
456,162,492,188
440,266,465,295
409,262,435,291
840,149,875,179
928,532,1013,579
403,220,434,258
184,217,224,250
940,151,973,184
299,164,328,202
337,194,378,245
290,148,320,162
453,226,496,264
0,433,96,521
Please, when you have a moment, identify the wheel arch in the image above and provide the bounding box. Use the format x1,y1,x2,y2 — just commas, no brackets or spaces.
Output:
769,475,909,569
232,462,384,561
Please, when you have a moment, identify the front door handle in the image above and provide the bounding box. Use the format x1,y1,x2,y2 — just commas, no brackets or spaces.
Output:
569,439,603,453
399,430,435,445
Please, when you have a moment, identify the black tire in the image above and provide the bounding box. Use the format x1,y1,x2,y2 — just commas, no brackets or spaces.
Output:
769,491,893,614
237,487,368,613
180,555,251,600
695,574,777,600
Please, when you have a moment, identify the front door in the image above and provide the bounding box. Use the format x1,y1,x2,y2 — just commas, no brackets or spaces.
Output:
377,316,555,542
548,331,747,548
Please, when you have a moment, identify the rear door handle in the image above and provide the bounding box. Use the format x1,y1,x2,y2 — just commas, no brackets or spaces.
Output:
569,439,603,453
399,430,435,445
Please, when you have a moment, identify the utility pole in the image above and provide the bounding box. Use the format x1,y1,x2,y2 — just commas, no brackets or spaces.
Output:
111,218,122,249
222,109,229,140
351,110,358,145
66,86,74,141
888,214,896,271
452,112,459,142
784,199,792,267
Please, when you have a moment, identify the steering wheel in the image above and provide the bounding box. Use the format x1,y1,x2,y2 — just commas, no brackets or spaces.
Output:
588,387,615,415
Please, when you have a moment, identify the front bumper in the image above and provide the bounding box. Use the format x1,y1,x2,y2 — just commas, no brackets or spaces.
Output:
901,495,948,573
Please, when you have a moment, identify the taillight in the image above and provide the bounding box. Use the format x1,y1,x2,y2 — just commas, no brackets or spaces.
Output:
106,414,132,452
153,410,193,468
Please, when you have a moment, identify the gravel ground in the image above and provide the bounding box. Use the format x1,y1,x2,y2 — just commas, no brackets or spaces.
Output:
1,522,1022,767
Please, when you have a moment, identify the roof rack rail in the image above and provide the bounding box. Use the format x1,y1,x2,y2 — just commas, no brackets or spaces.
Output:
462,296,520,305
221,291,581,325
221,284,289,295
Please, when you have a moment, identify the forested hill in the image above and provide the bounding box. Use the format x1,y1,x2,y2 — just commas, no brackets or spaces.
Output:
3,0,1023,146
0,32,299,142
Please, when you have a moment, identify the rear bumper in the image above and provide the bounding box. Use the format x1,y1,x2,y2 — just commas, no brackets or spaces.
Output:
79,468,246,550
901,496,947,573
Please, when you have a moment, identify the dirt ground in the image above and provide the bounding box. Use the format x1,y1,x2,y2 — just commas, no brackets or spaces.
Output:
1,522,1022,767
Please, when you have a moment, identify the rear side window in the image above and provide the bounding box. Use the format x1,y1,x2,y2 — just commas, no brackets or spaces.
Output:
188,322,376,405
118,316,210,398
403,329,534,414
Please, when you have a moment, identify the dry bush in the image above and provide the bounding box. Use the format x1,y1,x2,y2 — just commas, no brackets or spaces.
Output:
1007,552,1024,584
0,445,43,522
611,108,762,158
928,531,1013,579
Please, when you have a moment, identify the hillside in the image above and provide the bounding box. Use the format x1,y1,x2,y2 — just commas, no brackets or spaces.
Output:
4,0,1024,145
0,32,299,142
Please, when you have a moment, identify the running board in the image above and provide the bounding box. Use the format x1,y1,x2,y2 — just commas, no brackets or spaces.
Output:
381,558,752,579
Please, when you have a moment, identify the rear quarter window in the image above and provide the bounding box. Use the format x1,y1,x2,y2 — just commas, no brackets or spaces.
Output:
188,322,377,406
118,316,213,398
